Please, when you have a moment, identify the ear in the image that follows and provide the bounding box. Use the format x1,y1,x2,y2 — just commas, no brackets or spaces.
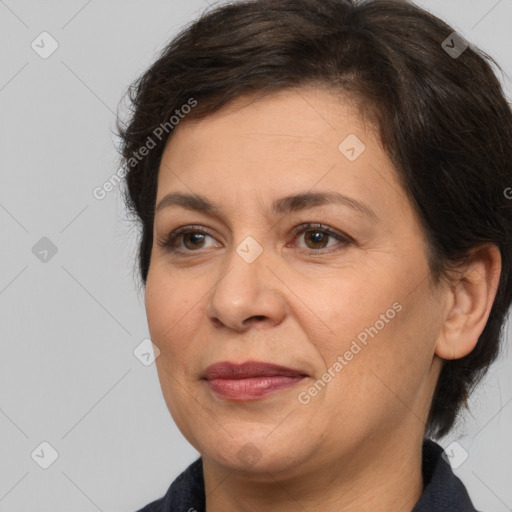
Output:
435,244,502,360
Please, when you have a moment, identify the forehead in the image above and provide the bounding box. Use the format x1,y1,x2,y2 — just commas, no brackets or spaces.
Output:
163,87,372,159
156,87,404,217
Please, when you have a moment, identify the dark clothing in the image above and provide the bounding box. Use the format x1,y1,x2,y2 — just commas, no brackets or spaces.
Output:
136,439,480,512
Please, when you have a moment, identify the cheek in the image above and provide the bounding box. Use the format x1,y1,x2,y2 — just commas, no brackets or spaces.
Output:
340,288,439,418
145,267,196,335
145,271,196,372
145,272,205,432
305,263,436,412
145,279,169,345
300,265,400,349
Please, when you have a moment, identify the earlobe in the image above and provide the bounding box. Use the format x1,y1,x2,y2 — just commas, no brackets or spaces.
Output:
435,244,501,360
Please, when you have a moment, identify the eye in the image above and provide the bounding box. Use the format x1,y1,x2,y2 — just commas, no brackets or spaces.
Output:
157,225,219,252
289,222,351,253
157,222,352,254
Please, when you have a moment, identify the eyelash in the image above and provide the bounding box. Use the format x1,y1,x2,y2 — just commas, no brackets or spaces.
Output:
157,222,353,255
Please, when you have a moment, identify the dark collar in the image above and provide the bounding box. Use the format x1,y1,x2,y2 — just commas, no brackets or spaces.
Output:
136,439,480,512
412,439,479,512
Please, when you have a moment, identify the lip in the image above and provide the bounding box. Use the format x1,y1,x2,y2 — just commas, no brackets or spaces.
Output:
202,361,308,401
203,361,308,380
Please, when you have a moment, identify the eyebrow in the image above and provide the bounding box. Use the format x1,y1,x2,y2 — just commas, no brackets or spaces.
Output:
155,191,378,221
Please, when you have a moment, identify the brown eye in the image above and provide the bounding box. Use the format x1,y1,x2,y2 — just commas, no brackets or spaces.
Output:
182,232,208,250
158,222,352,255
158,226,218,252
291,223,351,253
303,229,330,249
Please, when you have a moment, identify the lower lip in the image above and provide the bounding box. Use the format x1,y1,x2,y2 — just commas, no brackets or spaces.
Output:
206,376,306,401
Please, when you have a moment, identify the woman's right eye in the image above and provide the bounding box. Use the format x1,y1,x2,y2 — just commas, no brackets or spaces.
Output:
158,226,219,252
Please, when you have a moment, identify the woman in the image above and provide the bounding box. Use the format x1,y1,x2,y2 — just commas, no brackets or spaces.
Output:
116,0,512,510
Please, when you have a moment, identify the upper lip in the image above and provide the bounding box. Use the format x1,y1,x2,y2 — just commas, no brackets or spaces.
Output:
203,361,308,380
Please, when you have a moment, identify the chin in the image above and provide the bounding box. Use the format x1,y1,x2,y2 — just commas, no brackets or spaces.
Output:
197,427,313,475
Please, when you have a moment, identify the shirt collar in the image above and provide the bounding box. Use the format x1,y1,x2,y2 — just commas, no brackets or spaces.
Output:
138,438,479,512
412,439,479,512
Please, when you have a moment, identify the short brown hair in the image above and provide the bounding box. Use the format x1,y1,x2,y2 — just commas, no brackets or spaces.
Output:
116,0,512,439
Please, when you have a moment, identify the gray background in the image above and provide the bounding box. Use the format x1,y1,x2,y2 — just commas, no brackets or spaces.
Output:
0,1,511,511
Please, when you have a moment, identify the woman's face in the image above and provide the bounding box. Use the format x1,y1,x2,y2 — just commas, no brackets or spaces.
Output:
145,87,447,476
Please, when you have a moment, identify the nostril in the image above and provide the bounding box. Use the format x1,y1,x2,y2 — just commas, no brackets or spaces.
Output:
211,317,223,327
246,315,266,323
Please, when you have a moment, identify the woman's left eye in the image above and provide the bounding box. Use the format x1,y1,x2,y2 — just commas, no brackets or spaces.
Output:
158,223,351,254
290,223,351,252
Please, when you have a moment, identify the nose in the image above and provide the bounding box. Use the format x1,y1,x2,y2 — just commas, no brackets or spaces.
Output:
204,242,287,332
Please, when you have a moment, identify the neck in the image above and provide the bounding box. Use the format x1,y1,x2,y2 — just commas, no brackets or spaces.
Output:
202,430,425,512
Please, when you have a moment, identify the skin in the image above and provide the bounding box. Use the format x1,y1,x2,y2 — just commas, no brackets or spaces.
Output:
144,86,501,512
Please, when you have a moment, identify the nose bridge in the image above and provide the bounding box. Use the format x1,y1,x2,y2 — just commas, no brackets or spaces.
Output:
205,230,286,329
219,192,274,277
216,231,269,304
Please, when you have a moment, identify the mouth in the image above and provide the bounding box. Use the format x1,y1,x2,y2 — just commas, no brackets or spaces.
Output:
202,361,309,401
